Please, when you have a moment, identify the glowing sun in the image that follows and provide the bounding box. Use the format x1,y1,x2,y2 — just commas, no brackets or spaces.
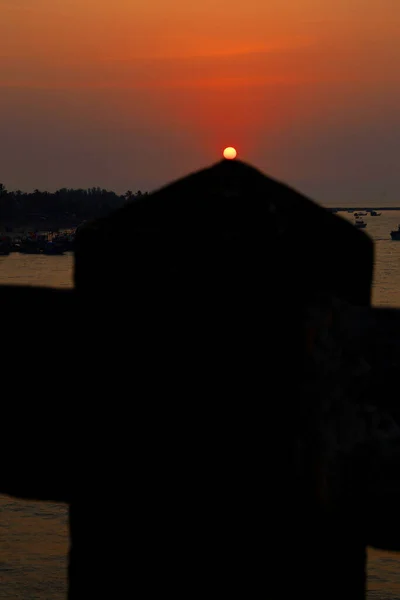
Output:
223,146,237,160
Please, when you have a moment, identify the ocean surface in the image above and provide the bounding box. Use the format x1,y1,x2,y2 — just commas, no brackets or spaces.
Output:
1,211,400,598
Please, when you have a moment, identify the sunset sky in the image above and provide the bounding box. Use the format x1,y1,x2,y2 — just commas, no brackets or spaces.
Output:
2,0,400,204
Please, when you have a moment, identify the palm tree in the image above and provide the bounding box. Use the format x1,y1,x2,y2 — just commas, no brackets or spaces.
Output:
124,190,133,201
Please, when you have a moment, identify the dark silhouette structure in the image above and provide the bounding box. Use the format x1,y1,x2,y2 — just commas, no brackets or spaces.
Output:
2,159,400,599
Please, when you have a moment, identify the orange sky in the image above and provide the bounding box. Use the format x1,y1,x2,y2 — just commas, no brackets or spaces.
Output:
2,0,400,203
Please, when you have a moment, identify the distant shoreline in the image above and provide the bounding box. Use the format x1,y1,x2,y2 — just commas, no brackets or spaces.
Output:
2,207,400,232
2,221,80,233
329,207,400,212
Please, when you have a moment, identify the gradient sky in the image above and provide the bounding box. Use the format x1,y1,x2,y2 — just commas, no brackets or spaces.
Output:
2,0,400,204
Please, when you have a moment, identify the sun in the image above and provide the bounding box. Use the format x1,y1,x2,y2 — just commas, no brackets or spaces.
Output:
223,147,237,160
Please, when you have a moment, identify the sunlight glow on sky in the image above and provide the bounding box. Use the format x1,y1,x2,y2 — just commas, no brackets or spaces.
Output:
1,0,400,204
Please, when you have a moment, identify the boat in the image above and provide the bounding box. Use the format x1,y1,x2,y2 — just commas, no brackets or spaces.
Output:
51,232,75,252
43,241,65,255
0,236,11,255
354,212,367,217
354,218,367,229
18,236,46,254
390,226,400,240
370,210,381,216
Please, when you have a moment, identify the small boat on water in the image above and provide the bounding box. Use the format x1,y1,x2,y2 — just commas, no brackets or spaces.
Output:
370,210,381,216
43,241,65,255
0,236,11,255
354,218,367,229
16,231,74,254
18,235,46,254
390,226,400,240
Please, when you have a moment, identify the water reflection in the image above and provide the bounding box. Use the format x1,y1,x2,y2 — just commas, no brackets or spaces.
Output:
0,252,74,289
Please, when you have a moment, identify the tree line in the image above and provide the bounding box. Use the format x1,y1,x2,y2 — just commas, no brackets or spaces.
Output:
0,184,147,227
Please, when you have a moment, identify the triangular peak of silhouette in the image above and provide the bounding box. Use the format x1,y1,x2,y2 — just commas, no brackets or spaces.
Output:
74,159,373,307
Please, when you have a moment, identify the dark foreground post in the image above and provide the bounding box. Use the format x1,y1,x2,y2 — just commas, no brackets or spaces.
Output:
2,159,400,599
